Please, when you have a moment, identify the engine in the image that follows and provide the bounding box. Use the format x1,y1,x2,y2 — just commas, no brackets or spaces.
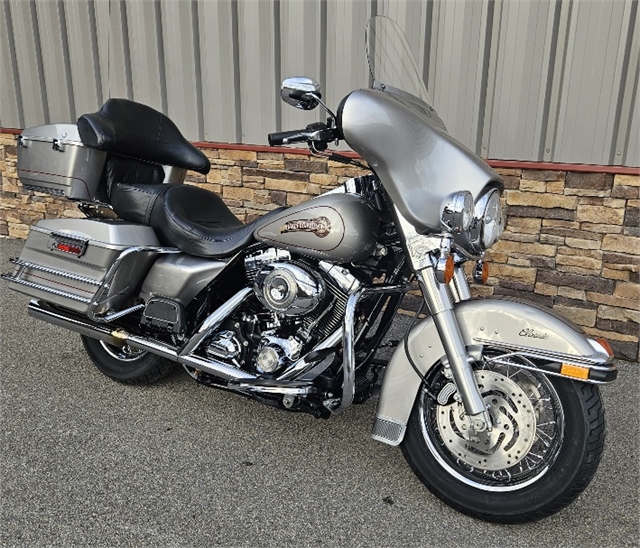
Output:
204,247,352,377
253,262,324,316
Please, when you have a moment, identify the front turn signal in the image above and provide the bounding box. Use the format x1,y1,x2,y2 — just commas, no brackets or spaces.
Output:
473,261,489,284
594,338,614,358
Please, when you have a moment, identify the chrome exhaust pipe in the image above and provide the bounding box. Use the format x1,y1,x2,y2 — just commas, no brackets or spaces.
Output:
27,299,257,382
28,299,117,344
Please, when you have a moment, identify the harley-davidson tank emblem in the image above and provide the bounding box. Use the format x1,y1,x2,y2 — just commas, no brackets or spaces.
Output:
280,216,332,238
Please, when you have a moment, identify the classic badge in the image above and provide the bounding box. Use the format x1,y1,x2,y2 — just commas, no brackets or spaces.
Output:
519,328,550,340
280,216,332,238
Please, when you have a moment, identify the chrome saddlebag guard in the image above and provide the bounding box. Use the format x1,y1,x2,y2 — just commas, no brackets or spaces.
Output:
372,297,617,446
2,218,165,317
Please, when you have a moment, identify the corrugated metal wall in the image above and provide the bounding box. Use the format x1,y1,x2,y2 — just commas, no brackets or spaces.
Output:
1,0,637,166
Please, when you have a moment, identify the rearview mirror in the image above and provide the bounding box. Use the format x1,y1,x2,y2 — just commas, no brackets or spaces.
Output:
281,77,321,110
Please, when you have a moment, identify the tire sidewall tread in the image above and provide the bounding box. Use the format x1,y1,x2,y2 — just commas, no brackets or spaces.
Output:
401,377,606,523
81,335,176,385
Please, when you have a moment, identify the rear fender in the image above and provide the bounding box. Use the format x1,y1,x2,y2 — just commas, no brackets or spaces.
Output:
372,297,614,446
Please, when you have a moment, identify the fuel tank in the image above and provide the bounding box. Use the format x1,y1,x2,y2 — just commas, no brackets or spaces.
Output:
254,193,379,262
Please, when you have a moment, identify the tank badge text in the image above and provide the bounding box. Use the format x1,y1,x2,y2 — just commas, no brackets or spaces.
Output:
280,216,332,238
519,328,550,340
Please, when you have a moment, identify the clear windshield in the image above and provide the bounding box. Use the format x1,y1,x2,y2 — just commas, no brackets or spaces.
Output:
366,16,432,106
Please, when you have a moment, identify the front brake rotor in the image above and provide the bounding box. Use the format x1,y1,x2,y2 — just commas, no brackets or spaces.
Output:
436,370,537,471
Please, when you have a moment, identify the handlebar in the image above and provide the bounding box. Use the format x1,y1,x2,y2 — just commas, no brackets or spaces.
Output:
268,122,338,148
268,129,309,147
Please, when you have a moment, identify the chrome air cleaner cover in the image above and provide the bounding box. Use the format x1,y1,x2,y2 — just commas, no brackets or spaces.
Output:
254,262,324,316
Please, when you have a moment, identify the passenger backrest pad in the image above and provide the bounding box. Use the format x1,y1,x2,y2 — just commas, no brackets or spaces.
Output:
77,98,210,175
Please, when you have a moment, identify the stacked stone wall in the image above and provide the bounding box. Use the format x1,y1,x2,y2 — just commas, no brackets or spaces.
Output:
1,133,638,359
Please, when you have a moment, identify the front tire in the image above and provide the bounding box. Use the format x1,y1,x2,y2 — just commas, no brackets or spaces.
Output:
81,335,176,385
401,360,606,523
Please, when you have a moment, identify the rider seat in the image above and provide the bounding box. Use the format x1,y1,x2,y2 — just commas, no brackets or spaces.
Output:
110,182,285,258
79,99,283,258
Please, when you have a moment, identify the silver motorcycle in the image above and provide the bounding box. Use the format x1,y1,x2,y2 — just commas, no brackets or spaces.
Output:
4,17,616,522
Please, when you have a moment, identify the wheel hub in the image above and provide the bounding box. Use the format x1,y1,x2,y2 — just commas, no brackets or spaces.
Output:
436,371,537,471
99,340,146,362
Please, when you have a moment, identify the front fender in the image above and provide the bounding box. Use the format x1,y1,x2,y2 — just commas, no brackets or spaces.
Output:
372,297,614,446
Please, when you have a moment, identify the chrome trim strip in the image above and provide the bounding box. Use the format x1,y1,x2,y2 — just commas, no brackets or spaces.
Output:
473,338,611,367
10,258,101,286
485,355,609,385
4,276,92,303
230,382,314,396
178,287,253,357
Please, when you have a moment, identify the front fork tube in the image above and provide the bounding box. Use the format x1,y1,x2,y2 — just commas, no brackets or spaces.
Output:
417,266,490,431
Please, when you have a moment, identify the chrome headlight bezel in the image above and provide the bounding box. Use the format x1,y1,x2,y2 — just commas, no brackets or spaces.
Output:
440,191,474,234
468,187,505,252
445,186,505,256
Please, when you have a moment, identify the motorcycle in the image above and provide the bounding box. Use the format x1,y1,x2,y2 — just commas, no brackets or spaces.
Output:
3,17,617,523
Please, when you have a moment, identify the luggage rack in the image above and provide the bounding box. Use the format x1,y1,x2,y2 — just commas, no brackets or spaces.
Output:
3,246,181,322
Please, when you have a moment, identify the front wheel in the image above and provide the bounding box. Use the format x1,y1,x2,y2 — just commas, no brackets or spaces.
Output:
81,335,176,385
401,358,606,523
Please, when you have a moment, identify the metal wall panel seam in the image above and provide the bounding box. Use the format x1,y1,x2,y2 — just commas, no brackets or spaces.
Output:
611,0,638,165
190,0,205,142
0,0,23,128
86,0,104,108
8,0,47,126
161,0,200,140
93,0,111,104
198,0,240,143
537,0,563,162
110,0,134,100
28,0,49,124
154,0,168,114
475,0,494,157
543,0,572,163
625,70,639,166
125,0,164,113
279,0,323,133
33,1,73,123
231,0,242,144
64,1,103,119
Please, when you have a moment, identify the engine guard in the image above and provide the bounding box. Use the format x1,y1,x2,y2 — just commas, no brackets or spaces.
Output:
372,296,616,446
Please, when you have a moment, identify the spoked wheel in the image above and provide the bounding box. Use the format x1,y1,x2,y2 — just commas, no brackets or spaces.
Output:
401,351,606,523
81,335,176,385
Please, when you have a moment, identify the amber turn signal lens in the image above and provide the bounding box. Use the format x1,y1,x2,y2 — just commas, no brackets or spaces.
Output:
480,262,489,284
595,338,614,358
560,363,590,380
443,255,455,284
473,261,489,284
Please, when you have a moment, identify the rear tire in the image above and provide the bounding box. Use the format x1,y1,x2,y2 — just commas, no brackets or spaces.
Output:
81,335,176,385
401,360,606,523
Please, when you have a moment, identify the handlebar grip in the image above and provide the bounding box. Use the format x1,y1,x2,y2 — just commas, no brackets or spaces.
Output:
268,129,307,146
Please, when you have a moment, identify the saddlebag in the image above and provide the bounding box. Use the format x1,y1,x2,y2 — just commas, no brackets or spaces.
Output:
17,124,107,201
3,219,161,316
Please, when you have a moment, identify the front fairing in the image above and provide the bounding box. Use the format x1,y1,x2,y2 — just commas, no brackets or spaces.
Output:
340,87,502,233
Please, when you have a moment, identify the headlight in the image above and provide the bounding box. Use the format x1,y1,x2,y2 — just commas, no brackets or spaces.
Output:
469,188,505,251
440,191,474,234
